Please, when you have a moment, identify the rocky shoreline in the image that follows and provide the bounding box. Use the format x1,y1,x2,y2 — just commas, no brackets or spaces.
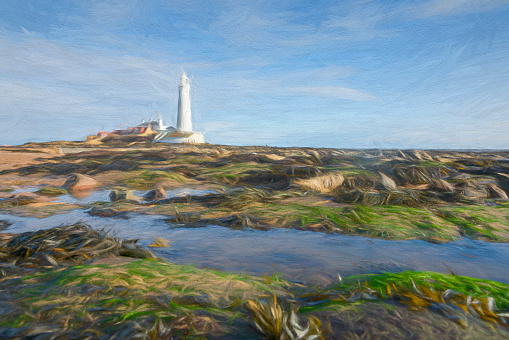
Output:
1,141,509,338
1,141,509,242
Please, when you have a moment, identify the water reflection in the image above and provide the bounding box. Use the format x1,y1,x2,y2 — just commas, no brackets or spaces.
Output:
1,211,508,286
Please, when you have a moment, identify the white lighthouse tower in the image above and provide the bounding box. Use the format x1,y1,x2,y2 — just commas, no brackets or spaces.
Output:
177,72,192,132
153,71,204,144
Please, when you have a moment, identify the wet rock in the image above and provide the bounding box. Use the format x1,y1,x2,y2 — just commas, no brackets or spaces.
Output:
378,172,397,190
109,189,140,202
143,186,167,201
62,173,98,191
148,237,170,248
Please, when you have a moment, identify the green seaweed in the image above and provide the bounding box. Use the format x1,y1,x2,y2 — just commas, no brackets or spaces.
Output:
339,271,509,310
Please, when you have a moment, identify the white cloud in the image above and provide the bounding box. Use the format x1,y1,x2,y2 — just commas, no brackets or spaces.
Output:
0,33,208,112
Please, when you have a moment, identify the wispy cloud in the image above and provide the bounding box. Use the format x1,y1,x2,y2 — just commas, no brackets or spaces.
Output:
287,86,376,102
322,1,399,41
404,0,509,18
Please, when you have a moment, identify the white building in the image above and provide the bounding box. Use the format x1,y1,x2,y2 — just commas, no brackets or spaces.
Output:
152,72,204,144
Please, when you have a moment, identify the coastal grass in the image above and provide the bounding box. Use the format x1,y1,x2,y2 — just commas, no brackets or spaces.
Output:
438,205,509,241
300,271,509,321
297,271,509,337
196,201,509,242
2,262,509,338
200,162,272,184
0,259,290,337
142,195,509,242
1,221,509,337
338,271,509,309
124,170,187,189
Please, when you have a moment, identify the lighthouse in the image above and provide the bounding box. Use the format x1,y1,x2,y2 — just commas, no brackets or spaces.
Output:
177,72,192,132
152,71,204,144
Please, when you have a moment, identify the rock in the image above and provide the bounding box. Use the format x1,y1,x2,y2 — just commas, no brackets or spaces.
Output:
378,172,397,190
487,183,508,200
109,189,140,202
62,174,98,191
295,173,344,193
148,237,170,248
143,186,167,201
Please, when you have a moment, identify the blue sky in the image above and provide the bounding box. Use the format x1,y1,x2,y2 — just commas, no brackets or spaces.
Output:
1,0,508,149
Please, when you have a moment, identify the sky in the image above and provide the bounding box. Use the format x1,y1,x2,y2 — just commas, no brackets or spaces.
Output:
0,0,508,149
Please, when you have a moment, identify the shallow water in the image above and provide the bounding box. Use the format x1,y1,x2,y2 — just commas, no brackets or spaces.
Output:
49,187,217,204
1,209,508,286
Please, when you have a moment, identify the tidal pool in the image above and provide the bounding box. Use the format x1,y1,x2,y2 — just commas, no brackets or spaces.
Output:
1,210,508,286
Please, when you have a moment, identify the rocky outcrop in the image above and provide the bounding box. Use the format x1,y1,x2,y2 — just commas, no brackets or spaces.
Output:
143,186,167,201
295,173,344,193
109,189,141,202
62,174,98,191
148,237,170,248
